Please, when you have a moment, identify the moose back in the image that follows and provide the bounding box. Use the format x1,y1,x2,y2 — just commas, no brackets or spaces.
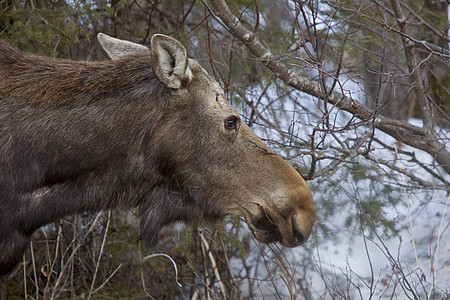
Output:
0,33,315,297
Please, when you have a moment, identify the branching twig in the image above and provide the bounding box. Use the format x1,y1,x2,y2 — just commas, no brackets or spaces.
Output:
199,230,227,300
206,0,450,174
87,211,112,299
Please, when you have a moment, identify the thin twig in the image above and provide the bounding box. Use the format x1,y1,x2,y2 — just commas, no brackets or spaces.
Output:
50,211,104,300
88,211,112,299
143,253,182,288
91,264,123,295
29,241,39,300
199,230,227,300
427,194,450,299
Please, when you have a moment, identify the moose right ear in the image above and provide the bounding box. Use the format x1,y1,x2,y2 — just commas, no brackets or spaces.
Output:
150,34,192,89
97,33,149,60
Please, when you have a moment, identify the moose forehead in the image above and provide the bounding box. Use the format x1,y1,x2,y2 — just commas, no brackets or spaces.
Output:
182,60,232,110
188,60,221,93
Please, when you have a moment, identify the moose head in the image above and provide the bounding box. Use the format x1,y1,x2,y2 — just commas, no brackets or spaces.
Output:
96,33,316,248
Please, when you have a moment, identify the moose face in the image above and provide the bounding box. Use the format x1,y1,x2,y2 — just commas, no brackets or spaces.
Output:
98,33,316,248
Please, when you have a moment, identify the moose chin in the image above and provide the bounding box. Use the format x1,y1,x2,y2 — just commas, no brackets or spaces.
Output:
0,33,315,298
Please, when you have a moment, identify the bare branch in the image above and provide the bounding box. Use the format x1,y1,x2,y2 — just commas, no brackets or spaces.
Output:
207,0,450,174
389,0,435,134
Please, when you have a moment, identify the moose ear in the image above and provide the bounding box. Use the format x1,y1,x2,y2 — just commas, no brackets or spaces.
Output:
150,34,192,89
97,33,149,60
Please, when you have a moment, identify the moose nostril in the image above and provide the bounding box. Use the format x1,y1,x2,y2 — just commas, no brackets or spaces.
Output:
291,216,306,246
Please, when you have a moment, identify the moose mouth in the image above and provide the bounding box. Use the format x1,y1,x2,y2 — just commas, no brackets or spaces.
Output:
249,213,283,244
248,211,306,248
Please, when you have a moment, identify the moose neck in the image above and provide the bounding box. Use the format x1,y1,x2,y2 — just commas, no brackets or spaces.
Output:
1,50,171,233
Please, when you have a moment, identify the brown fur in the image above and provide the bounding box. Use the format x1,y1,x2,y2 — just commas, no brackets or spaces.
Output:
0,36,315,298
0,41,155,104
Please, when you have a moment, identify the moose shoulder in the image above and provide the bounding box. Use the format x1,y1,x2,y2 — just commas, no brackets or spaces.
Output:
0,34,315,297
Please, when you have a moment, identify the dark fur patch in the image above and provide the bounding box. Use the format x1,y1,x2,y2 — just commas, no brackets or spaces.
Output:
0,42,183,276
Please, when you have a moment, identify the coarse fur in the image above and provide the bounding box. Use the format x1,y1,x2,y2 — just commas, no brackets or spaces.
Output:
0,34,315,298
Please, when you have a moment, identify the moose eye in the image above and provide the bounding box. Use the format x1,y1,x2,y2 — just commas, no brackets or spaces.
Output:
225,116,238,131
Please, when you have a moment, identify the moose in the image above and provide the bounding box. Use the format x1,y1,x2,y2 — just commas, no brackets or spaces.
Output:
0,33,315,298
